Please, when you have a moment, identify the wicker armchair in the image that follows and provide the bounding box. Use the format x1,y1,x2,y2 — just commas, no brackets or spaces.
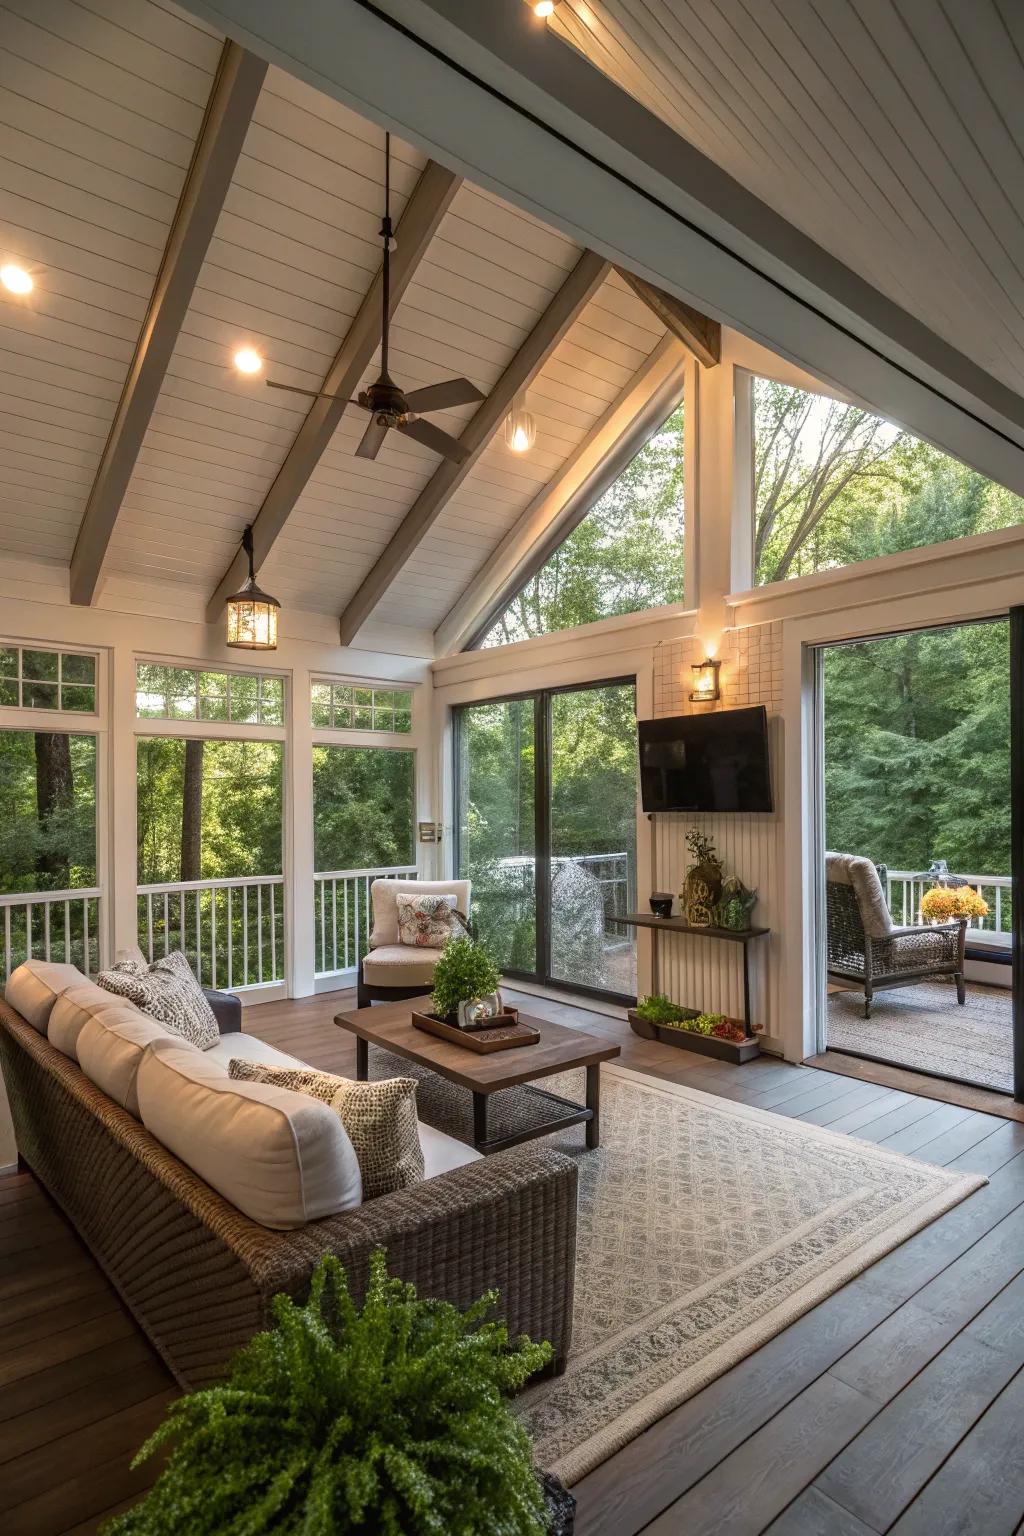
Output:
826,853,966,1019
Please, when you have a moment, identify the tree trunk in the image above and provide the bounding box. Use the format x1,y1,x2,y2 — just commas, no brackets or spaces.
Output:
34,732,73,885
180,738,204,882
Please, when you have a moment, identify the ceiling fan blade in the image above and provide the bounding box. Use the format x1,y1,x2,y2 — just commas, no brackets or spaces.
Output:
266,380,360,403
402,378,485,413
398,416,470,463
355,417,390,460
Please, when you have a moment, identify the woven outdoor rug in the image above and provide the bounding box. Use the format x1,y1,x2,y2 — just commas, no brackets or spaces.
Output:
370,1052,984,1484
828,980,1013,1093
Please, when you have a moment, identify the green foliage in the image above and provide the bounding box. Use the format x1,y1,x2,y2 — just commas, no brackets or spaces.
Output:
313,746,415,871
635,994,690,1025
430,936,502,1021
481,405,684,646
0,730,96,893
685,830,721,870
753,378,1024,585
136,737,283,884
824,622,1010,915
105,1251,552,1536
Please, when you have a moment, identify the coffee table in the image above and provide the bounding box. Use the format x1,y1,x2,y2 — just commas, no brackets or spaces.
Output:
333,998,621,1154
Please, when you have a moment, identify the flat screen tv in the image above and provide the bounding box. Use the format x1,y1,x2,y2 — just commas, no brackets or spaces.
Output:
638,705,773,814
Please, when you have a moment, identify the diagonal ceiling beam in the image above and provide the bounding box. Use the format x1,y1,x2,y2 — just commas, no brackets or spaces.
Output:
616,268,720,368
206,159,462,623
338,248,611,645
69,40,268,606
435,335,686,655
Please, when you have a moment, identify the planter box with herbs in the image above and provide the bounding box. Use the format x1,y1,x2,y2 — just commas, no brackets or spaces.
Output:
629,995,761,1063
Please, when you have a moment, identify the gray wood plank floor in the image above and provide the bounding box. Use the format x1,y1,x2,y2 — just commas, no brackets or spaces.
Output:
2,987,1022,1535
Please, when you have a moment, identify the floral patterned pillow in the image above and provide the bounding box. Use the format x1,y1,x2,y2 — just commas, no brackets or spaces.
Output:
396,892,463,948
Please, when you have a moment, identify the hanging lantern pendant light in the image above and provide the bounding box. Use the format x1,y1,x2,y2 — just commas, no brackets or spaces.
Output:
225,525,281,650
504,390,537,453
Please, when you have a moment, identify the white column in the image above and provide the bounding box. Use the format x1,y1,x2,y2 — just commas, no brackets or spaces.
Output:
110,644,139,960
691,357,741,647
287,665,316,996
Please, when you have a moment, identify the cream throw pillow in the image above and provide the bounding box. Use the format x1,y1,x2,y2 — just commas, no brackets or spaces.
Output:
227,1060,424,1199
396,891,463,948
97,951,218,1049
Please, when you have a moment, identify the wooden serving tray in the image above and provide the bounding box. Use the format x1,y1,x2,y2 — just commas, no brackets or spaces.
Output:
411,1010,540,1052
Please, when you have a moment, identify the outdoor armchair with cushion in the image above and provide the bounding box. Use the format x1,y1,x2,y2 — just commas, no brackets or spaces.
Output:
357,878,471,1008
826,852,966,1019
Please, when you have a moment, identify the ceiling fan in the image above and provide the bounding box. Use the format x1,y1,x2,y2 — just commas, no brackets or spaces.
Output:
265,133,483,463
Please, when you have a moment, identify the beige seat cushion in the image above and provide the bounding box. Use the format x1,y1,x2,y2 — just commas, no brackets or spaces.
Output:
76,999,178,1117
203,1031,307,1071
4,960,88,1033
47,979,118,1061
361,944,443,989
369,879,471,948
137,1040,362,1228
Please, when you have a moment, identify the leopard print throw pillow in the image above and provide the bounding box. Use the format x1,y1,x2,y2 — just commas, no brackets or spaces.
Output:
97,950,218,1049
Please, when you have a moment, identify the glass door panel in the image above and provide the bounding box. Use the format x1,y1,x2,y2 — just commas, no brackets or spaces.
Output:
456,697,537,975
548,682,637,997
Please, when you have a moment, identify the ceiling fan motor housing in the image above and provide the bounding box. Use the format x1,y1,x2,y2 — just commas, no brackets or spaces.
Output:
358,375,412,427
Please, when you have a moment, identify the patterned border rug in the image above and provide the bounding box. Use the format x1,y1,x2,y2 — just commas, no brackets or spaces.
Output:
828,981,1013,1093
373,1053,985,1485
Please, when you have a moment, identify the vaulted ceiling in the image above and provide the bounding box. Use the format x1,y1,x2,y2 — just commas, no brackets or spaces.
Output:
0,0,676,648
551,0,1024,397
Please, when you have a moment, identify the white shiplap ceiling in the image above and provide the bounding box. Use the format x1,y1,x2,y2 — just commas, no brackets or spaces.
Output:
552,0,1024,398
0,0,674,645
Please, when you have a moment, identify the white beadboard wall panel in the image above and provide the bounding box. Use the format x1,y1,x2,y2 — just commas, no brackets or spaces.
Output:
651,622,784,1042
0,0,222,562
551,0,1024,395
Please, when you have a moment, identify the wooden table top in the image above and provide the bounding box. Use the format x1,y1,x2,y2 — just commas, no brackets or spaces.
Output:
333,997,621,1093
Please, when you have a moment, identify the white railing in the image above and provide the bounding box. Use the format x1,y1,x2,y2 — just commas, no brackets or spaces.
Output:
1,887,101,983
314,865,418,978
137,876,285,990
570,852,634,937
885,869,1012,945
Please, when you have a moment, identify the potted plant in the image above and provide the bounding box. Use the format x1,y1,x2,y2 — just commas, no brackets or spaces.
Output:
104,1250,572,1535
920,885,989,926
430,934,503,1027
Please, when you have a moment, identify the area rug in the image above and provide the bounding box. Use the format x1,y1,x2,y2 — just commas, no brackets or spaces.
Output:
828,980,1013,1093
370,1052,984,1484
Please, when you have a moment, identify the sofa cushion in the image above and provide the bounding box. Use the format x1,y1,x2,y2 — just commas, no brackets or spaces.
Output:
4,960,88,1033
361,944,442,989
97,951,218,1049
418,1121,483,1177
203,1031,306,1071
47,978,118,1061
137,1041,362,1228
77,999,178,1117
369,879,471,948
227,1059,424,1200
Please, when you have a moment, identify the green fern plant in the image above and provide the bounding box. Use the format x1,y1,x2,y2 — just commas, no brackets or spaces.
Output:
105,1250,552,1536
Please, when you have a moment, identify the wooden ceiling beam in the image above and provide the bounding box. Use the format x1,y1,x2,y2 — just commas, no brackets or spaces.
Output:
616,268,720,367
206,159,461,624
69,41,268,606
337,248,611,646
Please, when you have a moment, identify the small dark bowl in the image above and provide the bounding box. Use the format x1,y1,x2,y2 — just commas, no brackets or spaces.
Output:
649,892,674,919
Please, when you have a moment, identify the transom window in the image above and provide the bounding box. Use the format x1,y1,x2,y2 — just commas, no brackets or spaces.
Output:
0,646,97,712
311,681,412,733
135,663,284,726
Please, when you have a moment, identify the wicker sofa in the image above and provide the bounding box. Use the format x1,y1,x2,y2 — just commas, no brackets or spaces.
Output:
0,971,577,1391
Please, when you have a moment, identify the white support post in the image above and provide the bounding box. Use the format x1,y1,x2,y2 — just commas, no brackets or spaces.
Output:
110,646,139,960
692,357,740,648
288,665,316,997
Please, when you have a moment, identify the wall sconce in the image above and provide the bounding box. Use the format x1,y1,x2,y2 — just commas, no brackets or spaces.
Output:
689,658,721,702
225,525,281,650
504,391,537,453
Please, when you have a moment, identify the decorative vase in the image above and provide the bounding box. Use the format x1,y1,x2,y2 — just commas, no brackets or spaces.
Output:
682,865,721,926
649,891,674,918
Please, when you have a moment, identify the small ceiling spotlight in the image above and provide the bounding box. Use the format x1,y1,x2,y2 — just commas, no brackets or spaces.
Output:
533,0,557,15
233,346,262,375
504,392,537,454
1,263,33,295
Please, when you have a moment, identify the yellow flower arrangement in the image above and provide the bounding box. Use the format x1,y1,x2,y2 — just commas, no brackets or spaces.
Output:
920,885,989,924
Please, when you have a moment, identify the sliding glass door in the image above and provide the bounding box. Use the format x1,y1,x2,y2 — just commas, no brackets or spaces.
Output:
455,679,637,1002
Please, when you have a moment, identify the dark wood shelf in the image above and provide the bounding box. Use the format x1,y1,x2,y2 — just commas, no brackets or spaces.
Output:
622,913,770,943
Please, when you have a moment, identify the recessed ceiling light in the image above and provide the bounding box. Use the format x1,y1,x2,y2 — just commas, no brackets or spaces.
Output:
534,0,557,15
233,347,262,375
1,264,33,295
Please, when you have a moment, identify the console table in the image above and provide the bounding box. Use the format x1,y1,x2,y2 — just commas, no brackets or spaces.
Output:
621,913,770,1037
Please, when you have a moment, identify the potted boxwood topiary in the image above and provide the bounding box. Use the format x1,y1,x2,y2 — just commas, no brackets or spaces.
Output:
429,934,503,1026
104,1249,573,1535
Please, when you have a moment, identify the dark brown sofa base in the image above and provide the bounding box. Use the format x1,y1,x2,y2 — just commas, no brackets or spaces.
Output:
0,1002,577,1390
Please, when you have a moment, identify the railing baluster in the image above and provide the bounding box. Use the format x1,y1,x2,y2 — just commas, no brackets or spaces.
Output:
195,891,202,985
227,885,233,990
257,884,263,984
270,883,277,981
344,878,350,970
147,894,154,962
319,878,326,978
26,903,32,961
63,900,71,965
43,900,51,963
332,879,338,975
163,892,170,957
211,888,217,990
243,885,249,987
83,898,90,976
4,904,10,984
